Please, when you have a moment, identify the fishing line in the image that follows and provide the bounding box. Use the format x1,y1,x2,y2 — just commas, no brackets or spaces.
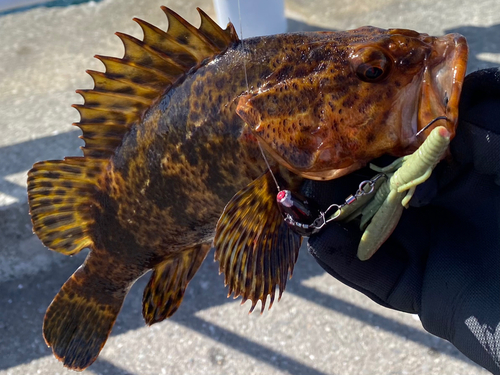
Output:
258,141,281,190
238,0,281,191
238,0,249,90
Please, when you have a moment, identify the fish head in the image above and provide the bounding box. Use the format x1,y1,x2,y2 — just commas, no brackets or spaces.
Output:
237,27,468,180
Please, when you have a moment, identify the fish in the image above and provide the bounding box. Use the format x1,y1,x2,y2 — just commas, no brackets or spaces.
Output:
26,6,468,370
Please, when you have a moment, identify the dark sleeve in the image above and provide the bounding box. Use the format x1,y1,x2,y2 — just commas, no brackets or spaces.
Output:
307,68,500,374
419,68,500,374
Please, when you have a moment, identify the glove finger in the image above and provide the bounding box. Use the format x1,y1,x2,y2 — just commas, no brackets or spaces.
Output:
308,204,433,313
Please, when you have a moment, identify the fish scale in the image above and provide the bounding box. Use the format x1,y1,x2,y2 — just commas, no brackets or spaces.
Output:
27,6,467,371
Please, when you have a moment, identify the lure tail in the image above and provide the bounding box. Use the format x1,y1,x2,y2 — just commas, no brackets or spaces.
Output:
43,257,127,370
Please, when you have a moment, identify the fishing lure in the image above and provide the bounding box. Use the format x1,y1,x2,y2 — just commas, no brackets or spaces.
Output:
357,125,452,260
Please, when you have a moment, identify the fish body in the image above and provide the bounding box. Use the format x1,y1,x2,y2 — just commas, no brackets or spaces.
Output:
27,7,468,370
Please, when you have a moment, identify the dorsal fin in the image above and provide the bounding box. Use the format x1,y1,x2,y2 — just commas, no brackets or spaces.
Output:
74,7,239,159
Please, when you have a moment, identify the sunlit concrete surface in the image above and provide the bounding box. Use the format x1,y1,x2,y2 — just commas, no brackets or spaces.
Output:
0,0,498,374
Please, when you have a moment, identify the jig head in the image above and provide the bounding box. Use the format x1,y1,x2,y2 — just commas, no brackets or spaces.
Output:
276,173,386,237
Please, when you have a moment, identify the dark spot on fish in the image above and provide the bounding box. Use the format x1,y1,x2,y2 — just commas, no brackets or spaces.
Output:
297,101,308,113
42,216,60,227
61,180,73,189
175,53,197,67
46,171,61,179
181,141,199,167
193,83,203,97
329,86,349,101
343,96,355,108
59,165,80,174
215,79,224,90
378,109,391,125
55,213,72,224
189,111,200,123
52,197,63,205
258,66,273,80
366,132,376,144
319,78,330,87
108,85,134,95
176,34,190,45
275,65,293,81
37,189,51,196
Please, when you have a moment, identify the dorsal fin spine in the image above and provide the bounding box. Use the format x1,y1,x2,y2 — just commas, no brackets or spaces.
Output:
132,18,198,66
76,89,153,109
95,55,175,84
116,32,187,74
87,70,159,99
197,8,234,48
73,104,138,123
161,7,218,53
86,70,161,97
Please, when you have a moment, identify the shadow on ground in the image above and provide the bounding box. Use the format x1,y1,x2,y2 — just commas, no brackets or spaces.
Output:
0,0,103,16
446,24,500,72
0,242,478,374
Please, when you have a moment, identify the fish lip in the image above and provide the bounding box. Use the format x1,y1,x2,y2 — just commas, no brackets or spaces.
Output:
416,33,468,139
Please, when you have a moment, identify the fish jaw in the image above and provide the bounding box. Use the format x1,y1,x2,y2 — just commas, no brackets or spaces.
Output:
414,33,468,141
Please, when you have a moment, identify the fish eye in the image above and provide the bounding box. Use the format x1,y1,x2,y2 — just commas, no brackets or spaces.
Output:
351,48,390,83
357,64,385,81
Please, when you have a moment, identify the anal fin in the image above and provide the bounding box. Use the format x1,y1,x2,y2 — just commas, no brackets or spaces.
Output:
142,244,211,324
214,171,302,313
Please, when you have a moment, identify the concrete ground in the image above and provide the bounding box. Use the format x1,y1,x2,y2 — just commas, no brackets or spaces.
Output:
0,0,499,374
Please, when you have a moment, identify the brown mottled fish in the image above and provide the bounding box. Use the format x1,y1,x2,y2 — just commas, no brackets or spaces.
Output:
27,6,468,370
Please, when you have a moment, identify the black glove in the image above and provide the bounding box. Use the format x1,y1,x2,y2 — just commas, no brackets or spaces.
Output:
306,68,500,374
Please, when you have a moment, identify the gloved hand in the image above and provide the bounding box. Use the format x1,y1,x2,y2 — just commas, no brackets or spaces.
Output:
306,68,500,374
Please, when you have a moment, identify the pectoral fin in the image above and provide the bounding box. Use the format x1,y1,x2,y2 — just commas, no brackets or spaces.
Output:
214,171,302,313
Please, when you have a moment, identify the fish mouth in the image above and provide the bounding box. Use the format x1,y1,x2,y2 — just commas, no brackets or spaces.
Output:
416,33,468,139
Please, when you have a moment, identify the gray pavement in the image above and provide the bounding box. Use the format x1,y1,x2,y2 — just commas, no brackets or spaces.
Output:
0,0,499,374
